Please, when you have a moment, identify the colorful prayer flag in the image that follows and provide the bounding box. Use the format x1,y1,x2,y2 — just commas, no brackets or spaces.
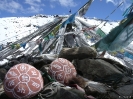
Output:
15,44,21,49
11,44,15,49
123,3,133,18
44,36,49,41
78,0,93,17
61,12,77,28
0,45,3,51
39,43,43,52
20,42,27,49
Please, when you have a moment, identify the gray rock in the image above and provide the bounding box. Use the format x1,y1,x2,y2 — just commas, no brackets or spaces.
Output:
58,47,97,61
0,83,4,96
73,58,125,85
85,80,110,97
109,84,133,99
0,68,7,80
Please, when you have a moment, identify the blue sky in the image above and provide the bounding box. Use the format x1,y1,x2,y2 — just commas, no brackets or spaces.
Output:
0,0,132,20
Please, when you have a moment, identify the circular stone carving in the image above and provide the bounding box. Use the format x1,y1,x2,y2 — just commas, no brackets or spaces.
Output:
4,63,44,99
48,58,77,84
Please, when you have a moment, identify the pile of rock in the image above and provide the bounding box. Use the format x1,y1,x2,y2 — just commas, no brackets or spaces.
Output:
0,47,133,99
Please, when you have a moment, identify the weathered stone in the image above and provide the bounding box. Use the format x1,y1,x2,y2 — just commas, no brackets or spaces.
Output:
109,84,133,99
73,58,125,85
40,64,50,73
0,68,7,80
85,80,110,97
58,47,97,61
0,82,4,96
40,64,50,84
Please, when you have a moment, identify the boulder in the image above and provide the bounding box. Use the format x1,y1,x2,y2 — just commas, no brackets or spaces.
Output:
58,47,97,61
73,58,127,85
109,84,133,99
85,80,110,98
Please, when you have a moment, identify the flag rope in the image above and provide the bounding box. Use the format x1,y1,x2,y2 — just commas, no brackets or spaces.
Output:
0,30,32,44
96,1,124,29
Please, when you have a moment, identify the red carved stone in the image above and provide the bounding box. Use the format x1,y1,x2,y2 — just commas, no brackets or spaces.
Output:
4,63,44,99
48,58,77,85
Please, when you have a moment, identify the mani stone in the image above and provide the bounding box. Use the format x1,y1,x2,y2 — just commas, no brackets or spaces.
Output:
4,63,44,99
48,58,77,85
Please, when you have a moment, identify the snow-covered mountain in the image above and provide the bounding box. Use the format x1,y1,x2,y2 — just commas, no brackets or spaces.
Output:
0,14,132,67
0,15,55,45
0,15,120,45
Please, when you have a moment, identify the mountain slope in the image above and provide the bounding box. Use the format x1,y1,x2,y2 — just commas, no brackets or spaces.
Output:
0,15,132,67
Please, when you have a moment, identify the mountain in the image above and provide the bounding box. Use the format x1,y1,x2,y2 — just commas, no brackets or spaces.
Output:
0,15,119,45
0,15,132,67
0,15,55,45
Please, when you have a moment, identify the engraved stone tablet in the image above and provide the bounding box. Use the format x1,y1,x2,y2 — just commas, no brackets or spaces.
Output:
48,58,77,84
4,63,44,99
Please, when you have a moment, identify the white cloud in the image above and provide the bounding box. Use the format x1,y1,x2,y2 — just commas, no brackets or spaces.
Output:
106,0,132,11
27,6,43,13
50,0,77,7
25,0,41,6
0,0,45,14
50,4,55,8
24,0,45,13
0,0,23,13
